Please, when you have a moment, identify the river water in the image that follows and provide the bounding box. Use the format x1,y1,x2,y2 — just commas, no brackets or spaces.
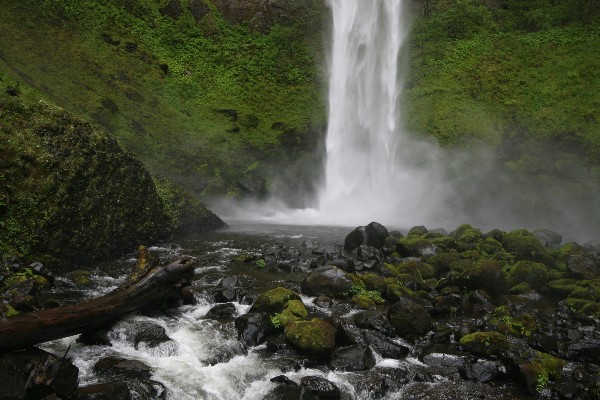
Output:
40,222,530,400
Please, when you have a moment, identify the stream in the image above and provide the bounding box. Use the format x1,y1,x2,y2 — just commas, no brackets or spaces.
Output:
38,222,536,400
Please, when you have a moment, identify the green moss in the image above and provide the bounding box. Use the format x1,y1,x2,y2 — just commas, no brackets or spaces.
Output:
249,287,301,313
520,352,565,394
395,260,436,280
68,270,92,286
385,283,418,302
429,252,461,274
358,273,387,292
507,261,549,290
351,294,376,310
270,299,308,328
459,331,510,356
502,235,553,265
349,284,384,304
548,279,577,297
0,302,19,318
456,228,482,243
284,318,336,356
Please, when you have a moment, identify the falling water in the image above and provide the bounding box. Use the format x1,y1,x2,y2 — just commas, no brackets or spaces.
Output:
316,0,447,227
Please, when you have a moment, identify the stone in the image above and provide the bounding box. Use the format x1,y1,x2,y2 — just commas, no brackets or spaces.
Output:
365,222,390,249
533,229,563,248
502,235,553,265
249,287,301,313
459,332,510,357
344,226,367,251
387,298,432,336
363,330,409,359
329,345,378,371
206,303,237,319
452,259,508,298
284,319,336,356
235,312,273,346
462,359,504,383
300,266,354,298
566,255,599,279
507,261,549,291
353,310,395,336
300,375,341,400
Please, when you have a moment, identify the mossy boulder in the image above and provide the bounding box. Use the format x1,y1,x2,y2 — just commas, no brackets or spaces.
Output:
519,352,565,395
429,253,461,274
249,287,301,314
459,332,510,357
397,236,439,257
547,279,577,297
284,318,336,356
301,266,354,298
453,259,508,298
358,273,387,292
478,237,504,255
502,235,553,265
351,294,376,310
66,270,92,286
566,255,599,279
387,298,432,336
507,261,549,291
270,299,308,328
0,97,224,266
395,261,436,280
407,225,428,236
385,283,418,302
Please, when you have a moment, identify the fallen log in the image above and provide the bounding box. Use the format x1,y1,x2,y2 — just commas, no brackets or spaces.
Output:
0,247,196,352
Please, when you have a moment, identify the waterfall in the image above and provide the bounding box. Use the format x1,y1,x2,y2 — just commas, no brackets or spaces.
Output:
317,0,423,225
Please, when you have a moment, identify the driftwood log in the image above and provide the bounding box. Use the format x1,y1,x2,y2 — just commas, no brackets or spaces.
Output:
0,247,196,352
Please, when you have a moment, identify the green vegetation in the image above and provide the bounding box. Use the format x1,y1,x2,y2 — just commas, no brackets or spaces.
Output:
0,0,326,197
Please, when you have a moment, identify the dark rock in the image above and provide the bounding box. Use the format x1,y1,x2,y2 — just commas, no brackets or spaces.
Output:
330,258,355,273
566,255,599,279
423,352,468,368
215,287,238,303
344,226,367,251
332,319,365,346
94,357,152,378
189,0,211,22
353,310,395,336
300,266,354,298
357,245,381,264
235,312,273,347
127,322,171,349
74,381,132,400
462,359,504,383
363,330,409,359
159,0,182,18
271,375,298,385
502,234,553,265
219,275,240,287
329,345,376,371
264,383,319,400
388,298,432,336
313,295,333,309
206,302,237,319
300,375,341,400
451,259,508,298
266,334,291,351
0,347,79,399
365,222,389,249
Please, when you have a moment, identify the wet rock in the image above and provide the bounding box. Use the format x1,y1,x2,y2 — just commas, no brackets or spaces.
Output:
300,375,341,400
507,261,549,291
313,295,333,309
125,321,171,349
365,222,389,249
249,287,301,313
95,357,152,378
459,332,510,357
219,275,240,287
330,257,355,272
356,245,381,265
74,381,132,400
271,299,309,328
397,236,440,258
66,269,92,286
422,352,468,368
284,318,336,356
388,298,432,336
344,226,367,251
214,287,238,303
462,359,505,382
235,312,273,347
363,330,409,359
329,345,377,371
502,234,553,265
451,259,508,298
519,352,565,396
566,255,599,279
266,382,319,400
353,310,395,336
300,266,354,298
206,302,237,319
0,347,79,399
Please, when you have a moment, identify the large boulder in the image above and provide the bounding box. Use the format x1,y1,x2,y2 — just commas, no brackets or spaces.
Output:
566,255,600,279
0,97,224,266
387,298,432,336
507,261,549,291
284,318,336,356
249,287,301,314
502,235,553,265
301,266,354,298
235,312,273,346
344,222,389,251
300,376,341,400
452,259,508,298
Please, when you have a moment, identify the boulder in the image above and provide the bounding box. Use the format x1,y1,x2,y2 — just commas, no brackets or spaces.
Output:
532,229,563,248
507,261,549,291
452,259,508,298
344,226,367,251
458,332,510,357
329,345,377,371
502,235,553,265
206,303,237,319
365,222,389,249
284,318,336,356
566,255,599,279
300,376,341,400
387,298,432,336
300,266,354,298
363,330,409,359
249,287,301,314
235,312,273,347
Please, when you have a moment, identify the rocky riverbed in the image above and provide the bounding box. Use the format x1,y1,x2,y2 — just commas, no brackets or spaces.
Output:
1,222,599,399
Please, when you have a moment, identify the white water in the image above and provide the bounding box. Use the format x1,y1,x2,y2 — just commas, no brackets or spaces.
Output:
218,0,452,229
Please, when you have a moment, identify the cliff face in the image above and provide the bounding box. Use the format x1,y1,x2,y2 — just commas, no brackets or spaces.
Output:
0,84,224,267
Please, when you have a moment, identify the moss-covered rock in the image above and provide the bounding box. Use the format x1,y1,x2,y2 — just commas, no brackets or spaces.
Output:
547,279,577,297
270,299,308,328
395,260,436,280
453,259,508,298
397,236,439,257
507,261,549,291
66,270,92,286
387,298,432,336
284,318,336,356
502,235,553,265
519,351,565,395
351,294,376,310
408,225,428,236
385,283,418,302
459,331,510,357
0,97,223,266
358,273,387,292
300,266,354,298
249,287,301,314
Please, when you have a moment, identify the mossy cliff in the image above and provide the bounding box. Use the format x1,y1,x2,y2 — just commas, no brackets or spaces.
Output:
0,85,224,266
0,0,326,200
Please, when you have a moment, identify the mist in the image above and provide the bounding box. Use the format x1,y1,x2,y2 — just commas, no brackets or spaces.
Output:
210,0,600,244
